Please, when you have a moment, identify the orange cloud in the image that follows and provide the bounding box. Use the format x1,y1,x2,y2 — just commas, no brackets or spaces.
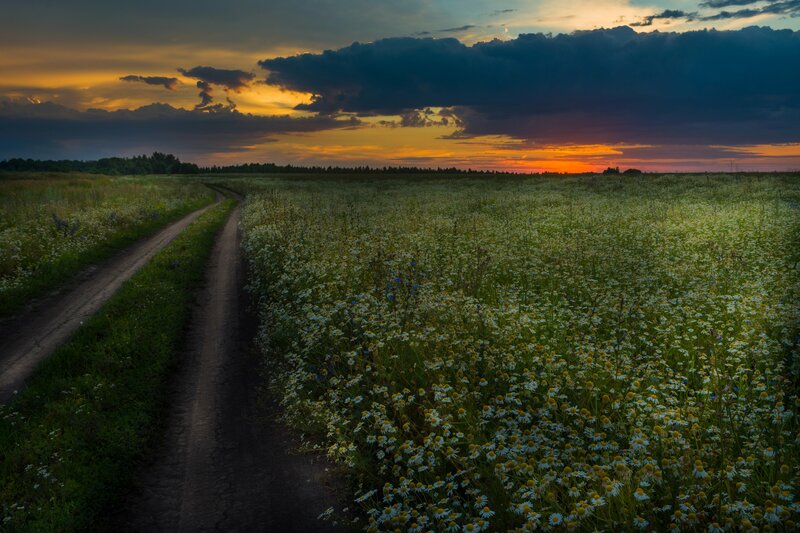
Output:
714,144,800,157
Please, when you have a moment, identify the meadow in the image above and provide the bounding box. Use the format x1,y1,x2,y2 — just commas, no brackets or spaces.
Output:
0,173,213,314
241,174,800,531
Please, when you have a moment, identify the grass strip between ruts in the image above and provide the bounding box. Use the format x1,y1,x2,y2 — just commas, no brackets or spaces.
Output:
0,198,236,531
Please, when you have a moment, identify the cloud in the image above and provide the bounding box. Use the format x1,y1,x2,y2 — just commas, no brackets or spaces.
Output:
415,24,478,36
178,65,256,110
759,0,800,14
120,75,180,91
633,0,800,26
630,10,695,27
193,81,237,112
178,66,255,92
438,25,477,33
380,108,456,128
260,26,800,146
0,99,359,161
195,81,214,109
700,0,800,20
702,8,763,20
700,0,761,7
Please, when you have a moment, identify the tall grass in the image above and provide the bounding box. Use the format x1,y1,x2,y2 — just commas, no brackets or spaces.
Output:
0,174,212,315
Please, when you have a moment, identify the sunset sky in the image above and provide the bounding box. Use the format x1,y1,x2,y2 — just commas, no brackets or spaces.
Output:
1,0,799,172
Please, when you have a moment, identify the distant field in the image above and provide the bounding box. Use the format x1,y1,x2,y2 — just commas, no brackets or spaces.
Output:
240,173,800,531
0,173,213,315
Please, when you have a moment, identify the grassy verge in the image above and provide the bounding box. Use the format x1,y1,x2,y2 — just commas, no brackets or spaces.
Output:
0,192,214,317
0,198,236,531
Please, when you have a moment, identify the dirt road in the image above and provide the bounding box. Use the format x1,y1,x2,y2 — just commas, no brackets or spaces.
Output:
0,196,220,404
119,191,348,532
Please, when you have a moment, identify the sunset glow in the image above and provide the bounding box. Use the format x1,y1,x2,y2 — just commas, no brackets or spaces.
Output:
2,1,799,171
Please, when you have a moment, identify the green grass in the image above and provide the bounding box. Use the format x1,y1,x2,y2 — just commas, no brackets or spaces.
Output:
0,197,236,532
0,173,213,316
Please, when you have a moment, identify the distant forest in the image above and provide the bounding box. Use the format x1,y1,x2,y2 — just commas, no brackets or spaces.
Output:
201,162,515,175
0,153,653,176
0,153,201,175
0,153,541,176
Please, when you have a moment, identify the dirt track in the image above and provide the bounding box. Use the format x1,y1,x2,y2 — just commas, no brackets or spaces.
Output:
118,191,348,532
0,196,220,404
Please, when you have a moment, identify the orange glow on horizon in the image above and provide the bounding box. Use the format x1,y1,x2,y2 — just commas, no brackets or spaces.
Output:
194,124,649,173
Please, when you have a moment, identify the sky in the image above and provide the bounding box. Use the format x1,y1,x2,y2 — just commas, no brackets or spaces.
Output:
1,0,799,172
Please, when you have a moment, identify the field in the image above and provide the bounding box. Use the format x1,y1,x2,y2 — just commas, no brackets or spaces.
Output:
0,173,213,314
1,172,799,531
241,174,800,531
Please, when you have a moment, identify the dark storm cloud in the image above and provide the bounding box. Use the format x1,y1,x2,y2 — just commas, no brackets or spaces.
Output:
178,66,255,92
260,26,800,146
119,75,180,91
0,99,359,160
630,10,696,27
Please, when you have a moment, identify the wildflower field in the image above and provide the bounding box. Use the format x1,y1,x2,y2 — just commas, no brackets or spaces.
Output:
0,173,212,313
242,174,800,531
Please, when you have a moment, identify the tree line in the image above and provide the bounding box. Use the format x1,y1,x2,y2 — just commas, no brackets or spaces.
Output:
0,153,200,175
0,153,548,176
201,162,524,175
1,153,641,176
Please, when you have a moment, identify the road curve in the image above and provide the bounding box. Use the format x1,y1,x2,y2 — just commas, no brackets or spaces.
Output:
0,192,221,403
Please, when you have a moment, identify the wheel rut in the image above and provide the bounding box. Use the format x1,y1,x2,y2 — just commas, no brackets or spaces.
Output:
118,190,348,532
